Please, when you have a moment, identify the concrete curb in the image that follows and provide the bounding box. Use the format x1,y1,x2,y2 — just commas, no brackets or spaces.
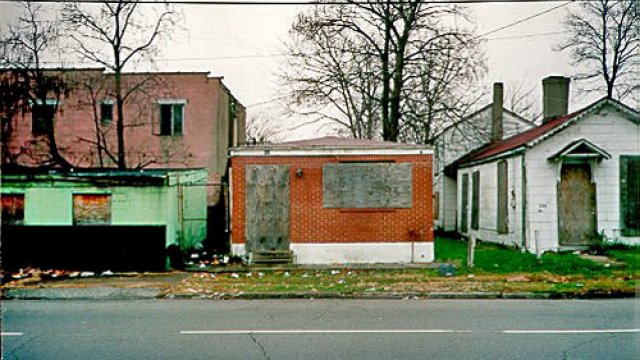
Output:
3,287,633,300
2,287,163,300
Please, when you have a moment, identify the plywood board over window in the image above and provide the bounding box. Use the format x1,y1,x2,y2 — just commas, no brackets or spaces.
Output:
497,160,509,234
73,194,111,225
323,163,412,209
471,171,480,230
1,194,25,224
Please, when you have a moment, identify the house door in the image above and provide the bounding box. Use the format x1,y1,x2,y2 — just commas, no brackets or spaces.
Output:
557,164,598,246
245,165,290,251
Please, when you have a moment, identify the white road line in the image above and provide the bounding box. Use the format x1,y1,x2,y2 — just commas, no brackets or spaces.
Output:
181,329,456,335
1,332,24,336
503,329,640,334
180,328,640,335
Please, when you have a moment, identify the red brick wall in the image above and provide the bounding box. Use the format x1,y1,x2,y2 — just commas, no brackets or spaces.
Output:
231,154,433,245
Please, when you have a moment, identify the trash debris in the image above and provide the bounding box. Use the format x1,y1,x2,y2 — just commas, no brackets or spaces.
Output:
284,272,291,277
80,271,95,278
69,272,80,278
258,272,265,278
231,273,240,279
101,270,114,277
438,264,456,277
330,270,341,275
246,272,253,278
337,279,346,284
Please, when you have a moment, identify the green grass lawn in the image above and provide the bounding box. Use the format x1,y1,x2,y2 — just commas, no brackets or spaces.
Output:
435,236,640,276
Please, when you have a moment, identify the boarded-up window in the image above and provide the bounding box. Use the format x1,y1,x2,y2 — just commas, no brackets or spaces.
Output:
620,156,640,236
433,191,440,220
471,171,480,230
323,163,412,208
73,194,111,225
497,160,508,234
1,194,25,224
460,174,469,233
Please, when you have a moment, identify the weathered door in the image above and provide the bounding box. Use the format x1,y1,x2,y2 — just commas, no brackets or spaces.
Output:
245,165,290,251
460,174,469,233
557,164,597,246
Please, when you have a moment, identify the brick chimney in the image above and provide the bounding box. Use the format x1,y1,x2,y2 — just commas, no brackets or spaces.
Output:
542,76,570,123
491,82,504,142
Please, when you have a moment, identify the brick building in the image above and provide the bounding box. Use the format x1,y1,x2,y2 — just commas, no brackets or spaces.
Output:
230,137,434,264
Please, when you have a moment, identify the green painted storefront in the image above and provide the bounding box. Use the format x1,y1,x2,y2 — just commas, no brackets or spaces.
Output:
1,168,208,271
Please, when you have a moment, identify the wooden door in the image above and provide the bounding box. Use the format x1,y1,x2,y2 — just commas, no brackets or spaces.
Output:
245,165,290,251
557,164,597,246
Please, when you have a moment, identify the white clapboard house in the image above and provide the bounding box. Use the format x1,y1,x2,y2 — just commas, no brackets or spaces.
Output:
450,76,640,252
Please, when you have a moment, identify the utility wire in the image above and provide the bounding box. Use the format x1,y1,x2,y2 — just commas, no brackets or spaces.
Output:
0,0,599,5
478,0,573,37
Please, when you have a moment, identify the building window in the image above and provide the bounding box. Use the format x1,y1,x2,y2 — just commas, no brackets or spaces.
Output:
73,194,111,225
460,174,469,233
100,100,113,124
32,103,55,135
1,193,25,225
471,171,480,230
158,100,185,136
497,160,508,234
620,156,640,236
322,163,413,209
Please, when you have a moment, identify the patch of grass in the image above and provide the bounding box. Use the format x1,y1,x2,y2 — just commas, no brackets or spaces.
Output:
435,236,628,276
606,246,640,271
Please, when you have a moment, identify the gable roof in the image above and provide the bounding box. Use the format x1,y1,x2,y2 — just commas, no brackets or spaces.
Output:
548,138,612,161
433,103,535,139
453,97,639,168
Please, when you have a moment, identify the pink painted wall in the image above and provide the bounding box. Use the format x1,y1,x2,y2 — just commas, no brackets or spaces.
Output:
5,70,246,199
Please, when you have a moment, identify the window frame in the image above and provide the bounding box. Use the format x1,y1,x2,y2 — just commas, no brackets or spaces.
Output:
72,193,112,226
497,160,509,234
31,99,58,136
620,155,640,237
158,99,186,136
471,170,480,230
1,193,25,225
100,99,114,124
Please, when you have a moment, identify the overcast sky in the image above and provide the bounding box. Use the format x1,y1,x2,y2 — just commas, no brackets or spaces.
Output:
1,1,604,139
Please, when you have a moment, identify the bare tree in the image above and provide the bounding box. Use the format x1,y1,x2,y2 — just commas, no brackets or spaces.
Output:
282,0,485,142
246,112,285,144
505,80,539,122
558,0,639,100
0,2,72,168
63,0,179,169
401,32,485,144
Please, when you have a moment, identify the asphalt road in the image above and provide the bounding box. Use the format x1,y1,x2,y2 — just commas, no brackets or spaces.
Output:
1,299,638,360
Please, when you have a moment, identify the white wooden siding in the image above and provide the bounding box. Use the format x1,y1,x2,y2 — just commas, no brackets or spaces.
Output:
433,106,533,231
457,155,525,247
525,108,640,249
